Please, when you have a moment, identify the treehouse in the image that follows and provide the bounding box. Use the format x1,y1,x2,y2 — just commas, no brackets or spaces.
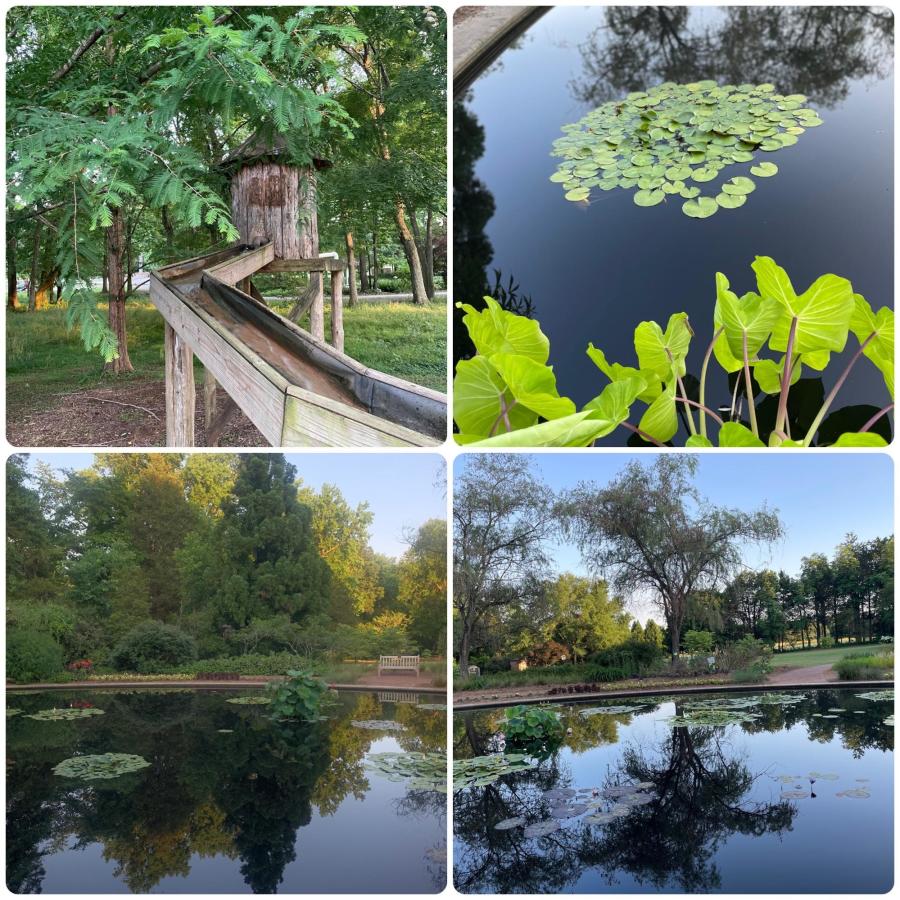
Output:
148,133,446,448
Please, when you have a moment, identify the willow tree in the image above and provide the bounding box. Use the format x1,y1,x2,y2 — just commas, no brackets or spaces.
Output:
6,7,358,370
559,456,782,657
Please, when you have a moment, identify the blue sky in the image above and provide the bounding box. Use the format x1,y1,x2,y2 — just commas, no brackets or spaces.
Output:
24,452,446,559
455,453,893,621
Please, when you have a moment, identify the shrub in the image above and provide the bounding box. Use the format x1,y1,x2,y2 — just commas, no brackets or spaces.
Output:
731,661,771,684
589,639,664,675
110,622,197,673
526,640,570,667
717,636,771,673
6,629,64,683
683,630,715,655
585,665,628,682
834,652,893,681
819,635,836,649
267,670,330,721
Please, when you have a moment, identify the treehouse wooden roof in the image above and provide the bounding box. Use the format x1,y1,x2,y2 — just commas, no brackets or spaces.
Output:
220,132,332,172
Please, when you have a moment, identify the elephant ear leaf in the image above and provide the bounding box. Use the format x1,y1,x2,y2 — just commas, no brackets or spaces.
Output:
453,356,537,437
753,356,801,394
638,381,678,443
718,422,766,447
489,353,577,421
849,294,894,399
760,256,854,357
714,272,779,359
466,411,613,447
584,376,644,430
586,344,661,403
830,432,888,447
456,297,550,362
634,312,692,380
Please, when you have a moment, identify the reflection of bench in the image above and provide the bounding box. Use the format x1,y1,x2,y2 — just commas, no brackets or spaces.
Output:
377,690,420,704
378,655,420,677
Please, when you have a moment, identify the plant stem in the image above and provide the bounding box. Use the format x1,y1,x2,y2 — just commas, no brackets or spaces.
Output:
675,397,725,426
621,422,666,447
774,317,798,437
666,348,696,436
742,331,759,438
860,403,894,434
699,327,723,440
802,332,876,447
488,395,518,437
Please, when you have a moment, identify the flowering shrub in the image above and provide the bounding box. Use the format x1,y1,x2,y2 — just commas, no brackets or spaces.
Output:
87,672,197,682
67,659,94,673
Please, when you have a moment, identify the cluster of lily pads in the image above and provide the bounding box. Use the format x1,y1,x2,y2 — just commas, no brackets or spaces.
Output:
25,707,105,721
666,693,806,728
365,751,447,793
53,753,150,781
454,753,538,790
551,81,821,218
775,771,873,801
416,703,447,711
7,708,21,718
225,695,271,705
579,703,646,717
857,690,894,702
351,719,407,732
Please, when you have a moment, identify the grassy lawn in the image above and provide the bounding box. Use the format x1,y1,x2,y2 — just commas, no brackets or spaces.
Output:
7,294,447,418
770,645,888,668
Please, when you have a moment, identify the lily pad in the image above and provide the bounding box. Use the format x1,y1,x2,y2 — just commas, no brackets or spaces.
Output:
494,816,526,830
6,709,21,718
26,707,105,721
716,192,746,209
750,161,778,177
837,788,871,799
721,176,756,195
225,696,271,705
857,690,894,702
781,790,810,799
367,751,447,793
53,753,150,781
454,753,537,790
416,703,447,711
633,189,665,207
564,187,590,202
351,719,407,732
682,197,718,219
579,705,644,717
523,819,561,838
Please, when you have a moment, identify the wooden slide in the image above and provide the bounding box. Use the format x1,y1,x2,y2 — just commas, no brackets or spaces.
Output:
149,243,446,447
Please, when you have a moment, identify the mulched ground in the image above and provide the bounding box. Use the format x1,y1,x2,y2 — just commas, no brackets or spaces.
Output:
7,379,267,447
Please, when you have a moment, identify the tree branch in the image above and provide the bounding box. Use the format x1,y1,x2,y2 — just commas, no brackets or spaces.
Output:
50,10,127,84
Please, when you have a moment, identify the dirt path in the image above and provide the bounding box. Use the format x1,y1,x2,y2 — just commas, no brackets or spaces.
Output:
767,663,839,685
7,379,266,447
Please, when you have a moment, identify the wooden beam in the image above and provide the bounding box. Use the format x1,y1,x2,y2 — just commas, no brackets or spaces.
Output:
164,322,195,446
330,268,344,353
203,368,218,430
310,274,325,342
203,242,274,286
259,257,345,273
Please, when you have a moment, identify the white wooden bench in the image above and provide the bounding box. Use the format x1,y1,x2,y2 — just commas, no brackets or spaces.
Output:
378,654,420,677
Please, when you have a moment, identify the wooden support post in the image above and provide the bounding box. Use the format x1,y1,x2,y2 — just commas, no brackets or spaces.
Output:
310,273,325,342
164,323,196,446
204,367,218,430
331,268,344,353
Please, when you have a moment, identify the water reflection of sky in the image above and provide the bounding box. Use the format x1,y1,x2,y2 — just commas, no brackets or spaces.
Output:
459,6,893,438
454,690,893,893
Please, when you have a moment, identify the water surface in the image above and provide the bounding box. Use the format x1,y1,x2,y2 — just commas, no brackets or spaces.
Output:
7,688,446,893
455,6,894,443
453,688,893,893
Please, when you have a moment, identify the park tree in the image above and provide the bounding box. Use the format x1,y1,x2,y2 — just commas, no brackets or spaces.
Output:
297,481,382,619
547,574,632,663
643,619,665,649
453,455,554,673
398,518,447,653
560,456,782,657
181,454,330,630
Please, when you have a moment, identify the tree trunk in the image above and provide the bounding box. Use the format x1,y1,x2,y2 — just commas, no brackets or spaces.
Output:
458,625,472,676
669,612,682,658
345,231,358,307
34,269,58,309
372,231,379,291
359,246,370,292
28,222,40,311
395,201,428,305
7,235,17,310
424,207,435,299
104,205,134,373
125,221,133,294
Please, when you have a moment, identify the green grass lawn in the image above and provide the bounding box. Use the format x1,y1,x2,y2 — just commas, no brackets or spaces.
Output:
770,645,889,668
7,295,447,418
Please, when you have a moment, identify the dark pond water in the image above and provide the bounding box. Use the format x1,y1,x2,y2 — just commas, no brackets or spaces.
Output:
453,688,894,893
6,689,447,894
455,6,894,444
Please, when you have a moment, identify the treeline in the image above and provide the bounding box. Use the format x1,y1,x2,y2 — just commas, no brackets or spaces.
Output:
685,535,894,650
6,453,446,681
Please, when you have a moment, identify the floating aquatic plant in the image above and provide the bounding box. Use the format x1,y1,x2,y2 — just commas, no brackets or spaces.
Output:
454,753,538,790
666,708,761,728
352,719,406,731
6,709,21,718
26,707,105,721
494,816,526,830
53,753,150,780
857,690,894,702
884,715,895,727
550,81,821,217
523,819,561,838
837,788,871,799
225,695,271,705
781,790,810,799
579,704,644,717
365,751,447,793
416,703,447,711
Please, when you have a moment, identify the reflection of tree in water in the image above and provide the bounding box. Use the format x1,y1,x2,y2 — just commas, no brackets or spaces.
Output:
453,711,796,893
6,691,443,894
572,6,893,109
453,98,536,364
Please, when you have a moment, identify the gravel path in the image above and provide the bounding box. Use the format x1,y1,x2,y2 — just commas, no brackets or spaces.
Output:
767,663,839,685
